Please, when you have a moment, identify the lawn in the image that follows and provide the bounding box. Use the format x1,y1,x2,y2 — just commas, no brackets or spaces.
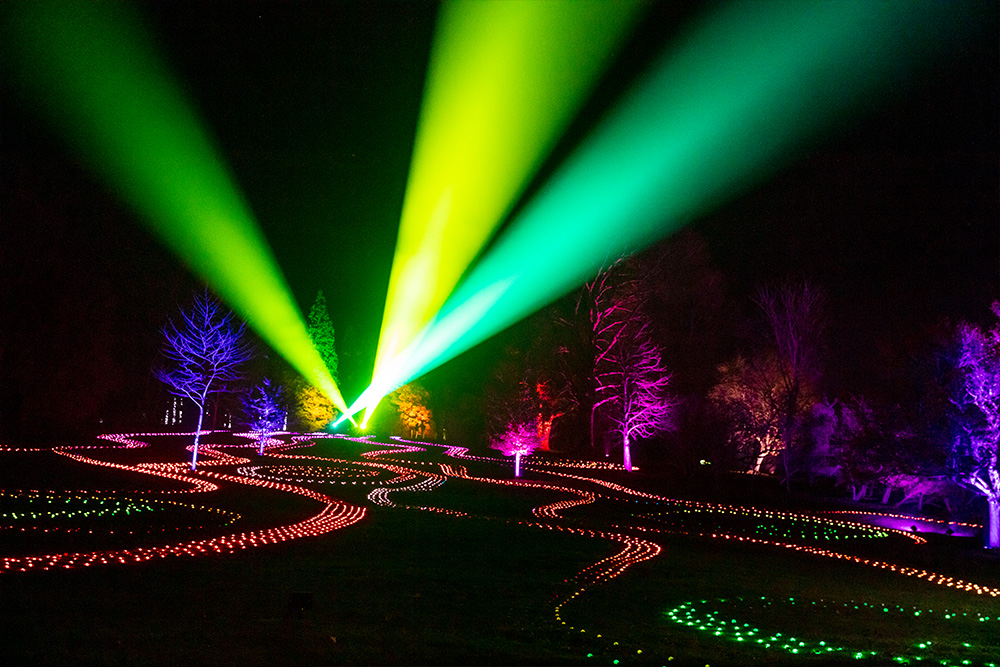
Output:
0,432,996,666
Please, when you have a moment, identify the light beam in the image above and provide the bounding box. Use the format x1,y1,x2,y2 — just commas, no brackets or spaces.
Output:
367,0,644,422
1,1,349,415
348,0,982,420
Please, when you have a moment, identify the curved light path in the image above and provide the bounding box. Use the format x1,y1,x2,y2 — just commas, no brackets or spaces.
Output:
1,431,366,573
667,596,999,665
2,429,996,664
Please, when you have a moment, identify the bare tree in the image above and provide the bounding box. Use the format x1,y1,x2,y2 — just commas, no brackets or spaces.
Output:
709,354,785,473
595,312,675,471
155,292,252,469
951,302,1000,548
754,281,825,488
581,257,642,455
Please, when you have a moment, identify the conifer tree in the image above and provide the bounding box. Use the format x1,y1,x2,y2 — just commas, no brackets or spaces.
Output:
294,290,339,430
307,290,338,384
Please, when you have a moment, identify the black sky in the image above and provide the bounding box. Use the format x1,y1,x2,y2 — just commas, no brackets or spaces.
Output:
1,1,997,437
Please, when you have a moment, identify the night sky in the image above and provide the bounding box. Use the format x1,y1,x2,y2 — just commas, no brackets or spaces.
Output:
1,1,997,440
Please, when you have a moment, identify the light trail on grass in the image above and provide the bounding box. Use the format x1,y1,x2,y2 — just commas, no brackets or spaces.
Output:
666,596,1000,665
1,432,366,573
626,524,999,598
4,430,996,665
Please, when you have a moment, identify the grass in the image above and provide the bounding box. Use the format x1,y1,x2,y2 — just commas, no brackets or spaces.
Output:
0,432,997,666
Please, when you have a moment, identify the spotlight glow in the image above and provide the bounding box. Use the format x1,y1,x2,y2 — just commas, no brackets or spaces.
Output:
351,0,980,418
368,0,644,419
0,1,348,414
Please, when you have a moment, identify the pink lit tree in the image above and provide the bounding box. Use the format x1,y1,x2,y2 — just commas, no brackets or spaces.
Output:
951,302,1000,548
243,378,286,454
577,256,675,469
155,291,252,469
583,257,641,455
490,421,541,478
595,313,675,472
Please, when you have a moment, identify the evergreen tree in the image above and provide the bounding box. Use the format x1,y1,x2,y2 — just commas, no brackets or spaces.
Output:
307,290,339,383
293,290,339,430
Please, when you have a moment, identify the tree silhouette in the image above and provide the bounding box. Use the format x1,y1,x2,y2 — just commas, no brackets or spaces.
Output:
754,281,825,488
307,290,338,383
155,291,252,469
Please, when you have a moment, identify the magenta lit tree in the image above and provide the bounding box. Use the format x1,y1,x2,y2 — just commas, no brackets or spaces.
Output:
243,378,286,455
595,315,675,472
951,302,1000,548
155,291,252,469
490,421,541,478
583,257,641,455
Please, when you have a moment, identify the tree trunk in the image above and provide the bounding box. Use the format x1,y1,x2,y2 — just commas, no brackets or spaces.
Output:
781,416,794,492
258,431,267,455
881,486,892,505
590,402,598,454
988,495,999,549
514,452,522,478
623,435,632,472
191,405,205,470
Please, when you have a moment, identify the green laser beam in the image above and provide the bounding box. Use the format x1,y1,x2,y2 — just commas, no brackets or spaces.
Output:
347,0,982,420
2,1,348,415
371,0,644,395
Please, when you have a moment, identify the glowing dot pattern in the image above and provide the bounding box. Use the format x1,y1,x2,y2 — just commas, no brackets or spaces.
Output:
1,432,366,573
2,428,997,666
666,596,1000,665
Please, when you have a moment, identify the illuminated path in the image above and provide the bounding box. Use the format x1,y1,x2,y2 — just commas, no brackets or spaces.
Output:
1,431,996,665
0,431,365,572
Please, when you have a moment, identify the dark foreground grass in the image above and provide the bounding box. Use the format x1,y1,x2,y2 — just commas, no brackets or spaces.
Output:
0,509,612,665
0,436,997,666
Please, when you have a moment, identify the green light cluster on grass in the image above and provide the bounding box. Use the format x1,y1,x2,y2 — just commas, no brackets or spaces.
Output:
369,0,644,418
1,1,348,414
666,596,999,665
349,0,975,420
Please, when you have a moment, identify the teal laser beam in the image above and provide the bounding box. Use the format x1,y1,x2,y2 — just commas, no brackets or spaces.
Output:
344,0,983,420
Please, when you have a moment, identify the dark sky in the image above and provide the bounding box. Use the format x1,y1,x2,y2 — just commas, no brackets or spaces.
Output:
1,1,997,435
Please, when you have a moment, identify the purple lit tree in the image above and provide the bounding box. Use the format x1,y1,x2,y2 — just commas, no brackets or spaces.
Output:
951,302,1000,548
243,378,286,455
490,421,541,478
155,291,252,469
595,312,675,472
